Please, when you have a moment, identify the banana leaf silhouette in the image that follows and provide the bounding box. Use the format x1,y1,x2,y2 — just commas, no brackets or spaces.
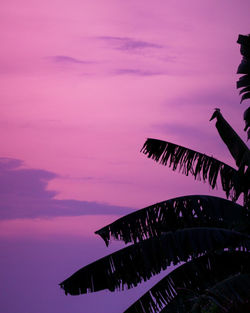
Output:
60,34,250,313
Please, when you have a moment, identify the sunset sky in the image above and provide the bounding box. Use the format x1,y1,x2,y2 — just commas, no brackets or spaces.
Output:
1,1,250,312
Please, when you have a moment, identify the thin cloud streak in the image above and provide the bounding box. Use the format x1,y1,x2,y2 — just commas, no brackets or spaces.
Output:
114,68,163,76
97,36,163,51
48,55,94,64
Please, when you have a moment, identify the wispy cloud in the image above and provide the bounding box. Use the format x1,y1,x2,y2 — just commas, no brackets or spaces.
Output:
0,158,132,219
63,174,133,185
114,68,163,76
152,123,214,141
97,36,163,51
48,55,93,64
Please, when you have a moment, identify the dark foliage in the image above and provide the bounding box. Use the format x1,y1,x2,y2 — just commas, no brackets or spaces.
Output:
60,34,250,313
141,138,245,201
189,274,250,313
59,228,249,296
237,35,250,103
96,195,249,246
124,251,250,313
210,109,250,169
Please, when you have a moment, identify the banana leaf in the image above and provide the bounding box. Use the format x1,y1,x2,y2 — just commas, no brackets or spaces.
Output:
237,34,250,103
189,273,250,313
124,251,250,313
141,138,245,201
96,195,249,246
59,228,249,296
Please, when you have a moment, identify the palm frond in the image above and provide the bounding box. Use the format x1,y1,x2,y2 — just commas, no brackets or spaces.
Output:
193,273,250,313
140,138,244,201
96,195,249,246
237,34,250,103
59,228,249,296
124,251,250,313
210,109,250,170
243,107,250,141
240,89,250,103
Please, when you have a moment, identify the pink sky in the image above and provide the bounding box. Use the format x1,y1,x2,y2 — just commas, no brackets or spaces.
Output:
1,1,250,312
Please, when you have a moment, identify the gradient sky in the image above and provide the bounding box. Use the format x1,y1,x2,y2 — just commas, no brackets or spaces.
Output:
1,1,250,313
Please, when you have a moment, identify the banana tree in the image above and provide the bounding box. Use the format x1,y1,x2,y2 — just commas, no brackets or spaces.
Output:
59,34,250,313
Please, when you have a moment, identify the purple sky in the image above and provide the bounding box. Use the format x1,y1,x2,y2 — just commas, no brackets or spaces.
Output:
1,1,250,312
